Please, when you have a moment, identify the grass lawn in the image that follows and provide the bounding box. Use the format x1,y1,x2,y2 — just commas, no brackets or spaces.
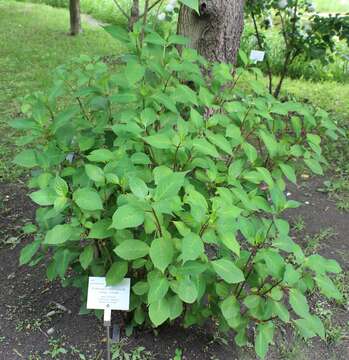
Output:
0,0,118,181
314,0,349,13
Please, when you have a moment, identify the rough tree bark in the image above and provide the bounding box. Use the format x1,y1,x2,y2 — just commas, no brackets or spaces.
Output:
129,0,140,30
69,0,81,36
177,0,245,64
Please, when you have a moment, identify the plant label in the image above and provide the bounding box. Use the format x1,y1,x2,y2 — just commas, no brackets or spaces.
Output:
87,277,130,311
250,50,265,62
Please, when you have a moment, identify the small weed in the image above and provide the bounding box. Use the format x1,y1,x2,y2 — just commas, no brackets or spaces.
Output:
28,352,42,360
336,197,349,212
44,338,68,359
318,178,349,212
278,337,307,360
292,215,305,233
173,348,182,360
333,271,349,307
0,336,5,344
70,345,87,360
305,228,337,254
314,298,348,345
111,340,153,360
15,318,45,333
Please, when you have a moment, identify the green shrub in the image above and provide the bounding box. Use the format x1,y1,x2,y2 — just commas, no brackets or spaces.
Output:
14,25,344,359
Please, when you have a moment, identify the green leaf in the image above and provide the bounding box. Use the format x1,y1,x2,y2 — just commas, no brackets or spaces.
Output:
148,273,169,303
54,248,78,278
114,240,149,260
283,264,300,286
10,118,37,130
73,188,103,211
29,188,56,206
144,32,166,46
19,240,41,265
289,289,309,318
13,149,38,168
177,277,198,304
111,92,138,104
132,281,149,296
144,133,172,150
242,142,257,163
87,149,114,162
154,172,185,201
206,131,232,155
212,259,245,284
185,187,208,223
179,0,199,13
103,25,130,42
304,158,323,175
256,167,274,188
279,163,297,184
168,34,189,46
220,296,240,321
149,298,170,327
175,84,198,105
260,130,278,158
79,245,94,270
244,295,261,309
219,232,240,257
168,295,183,320
129,177,148,199
315,274,342,300
85,164,105,183
125,61,145,84
111,205,144,230
44,224,74,245
150,238,174,273
181,232,204,263
272,301,290,323
255,322,274,359
88,219,113,239
229,159,245,178
193,138,219,158
152,93,178,113
106,261,128,285
294,318,316,339
294,315,325,339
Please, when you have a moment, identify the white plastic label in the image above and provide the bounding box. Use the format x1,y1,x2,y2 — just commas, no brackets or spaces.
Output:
87,277,130,311
250,50,265,62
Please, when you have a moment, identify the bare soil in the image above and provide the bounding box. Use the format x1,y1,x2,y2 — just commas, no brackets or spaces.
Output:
0,178,348,360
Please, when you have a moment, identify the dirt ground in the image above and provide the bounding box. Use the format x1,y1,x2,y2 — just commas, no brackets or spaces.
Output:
0,177,348,360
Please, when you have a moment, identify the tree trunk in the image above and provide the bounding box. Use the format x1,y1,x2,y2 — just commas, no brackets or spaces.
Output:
69,0,81,36
177,0,245,64
129,0,140,30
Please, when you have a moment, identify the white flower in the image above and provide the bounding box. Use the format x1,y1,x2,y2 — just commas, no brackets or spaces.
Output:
168,0,177,5
165,4,175,12
157,12,166,21
278,0,288,9
308,4,316,12
267,15,274,28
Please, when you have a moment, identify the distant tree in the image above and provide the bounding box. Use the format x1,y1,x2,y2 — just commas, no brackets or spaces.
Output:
69,0,81,36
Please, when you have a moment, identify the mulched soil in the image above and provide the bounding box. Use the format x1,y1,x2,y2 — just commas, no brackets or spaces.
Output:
0,178,348,360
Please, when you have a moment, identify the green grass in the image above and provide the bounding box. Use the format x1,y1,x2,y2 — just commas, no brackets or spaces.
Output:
314,0,349,14
15,0,138,25
0,1,118,181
